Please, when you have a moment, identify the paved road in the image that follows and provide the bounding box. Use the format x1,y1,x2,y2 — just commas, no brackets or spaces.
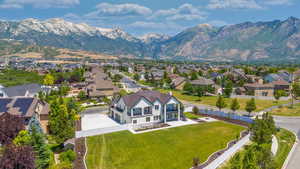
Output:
274,116,300,169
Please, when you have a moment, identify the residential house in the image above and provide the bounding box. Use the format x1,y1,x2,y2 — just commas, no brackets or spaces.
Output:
190,77,215,87
110,90,182,124
243,83,274,97
0,83,52,98
86,66,119,98
0,97,50,133
264,72,291,83
171,77,186,90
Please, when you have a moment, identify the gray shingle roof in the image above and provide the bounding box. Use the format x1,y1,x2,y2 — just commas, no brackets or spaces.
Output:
3,83,42,97
122,90,173,108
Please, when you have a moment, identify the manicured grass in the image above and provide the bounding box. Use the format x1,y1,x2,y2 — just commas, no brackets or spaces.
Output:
86,122,245,169
270,103,300,116
0,69,44,87
184,112,203,119
274,128,296,168
220,128,296,169
159,89,288,111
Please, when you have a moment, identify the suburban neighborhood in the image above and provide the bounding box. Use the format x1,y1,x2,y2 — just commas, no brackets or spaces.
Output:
1,57,300,169
0,2,300,169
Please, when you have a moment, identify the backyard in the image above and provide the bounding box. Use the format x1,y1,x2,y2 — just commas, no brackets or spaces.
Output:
86,122,245,169
270,103,300,116
159,89,289,112
0,69,44,87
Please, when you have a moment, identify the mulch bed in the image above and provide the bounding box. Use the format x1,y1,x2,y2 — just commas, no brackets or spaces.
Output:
76,118,82,131
195,130,250,169
73,137,86,169
135,123,170,132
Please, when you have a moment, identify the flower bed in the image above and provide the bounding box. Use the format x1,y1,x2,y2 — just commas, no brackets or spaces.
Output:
73,138,86,169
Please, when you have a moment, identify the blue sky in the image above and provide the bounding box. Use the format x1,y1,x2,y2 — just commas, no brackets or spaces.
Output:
0,0,299,36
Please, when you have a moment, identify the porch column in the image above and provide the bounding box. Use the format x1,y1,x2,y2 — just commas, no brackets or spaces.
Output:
164,105,167,123
177,104,180,121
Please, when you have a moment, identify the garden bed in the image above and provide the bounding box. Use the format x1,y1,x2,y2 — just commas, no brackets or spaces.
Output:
73,138,86,169
134,123,170,132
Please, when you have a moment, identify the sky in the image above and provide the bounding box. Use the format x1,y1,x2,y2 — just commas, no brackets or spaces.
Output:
0,0,299,36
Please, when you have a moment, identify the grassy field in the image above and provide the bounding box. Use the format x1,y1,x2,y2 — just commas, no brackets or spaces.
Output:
0,69,44,87
270,103,300,116
274,128,296,168
86,122,245,169
159,89,288,112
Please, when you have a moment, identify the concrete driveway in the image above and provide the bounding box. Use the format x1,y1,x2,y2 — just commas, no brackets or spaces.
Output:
274,116,300,169
81,113,120,131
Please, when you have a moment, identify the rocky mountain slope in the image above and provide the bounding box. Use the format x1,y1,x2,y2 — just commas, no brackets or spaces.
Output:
0,17,299,61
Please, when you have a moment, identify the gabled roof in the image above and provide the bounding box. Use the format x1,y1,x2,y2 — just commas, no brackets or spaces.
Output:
2,83,42,97
0,97,49,117
122,90,174,108
190,77,214,86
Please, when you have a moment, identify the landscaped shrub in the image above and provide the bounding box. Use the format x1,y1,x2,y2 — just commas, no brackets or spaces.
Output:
59,150,76,163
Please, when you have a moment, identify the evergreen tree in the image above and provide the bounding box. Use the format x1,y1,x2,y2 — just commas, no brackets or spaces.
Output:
224,80,233,98
230,98,240,114
216,96,227,111
31,127,51,169
190,71,198,80
245,98,256,116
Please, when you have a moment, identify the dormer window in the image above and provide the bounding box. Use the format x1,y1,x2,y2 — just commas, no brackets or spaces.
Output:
155,105,159,110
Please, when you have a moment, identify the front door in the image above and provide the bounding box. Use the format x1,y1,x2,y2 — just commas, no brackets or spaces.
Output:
167,112,178,121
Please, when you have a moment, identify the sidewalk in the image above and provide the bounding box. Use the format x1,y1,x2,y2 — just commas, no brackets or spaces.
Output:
204,134,250,169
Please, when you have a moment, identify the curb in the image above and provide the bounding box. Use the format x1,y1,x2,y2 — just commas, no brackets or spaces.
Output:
281,131,298,169
83,137,88,169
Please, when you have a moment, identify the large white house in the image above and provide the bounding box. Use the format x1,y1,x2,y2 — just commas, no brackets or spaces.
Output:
110,90,182,124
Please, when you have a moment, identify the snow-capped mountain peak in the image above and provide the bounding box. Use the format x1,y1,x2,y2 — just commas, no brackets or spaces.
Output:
139,33,170,43
12,18,138,42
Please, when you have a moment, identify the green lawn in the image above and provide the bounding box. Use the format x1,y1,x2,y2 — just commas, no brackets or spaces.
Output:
220,128,295,169
184,112,203,119
159,89,288,112
0,69,44,87
86,122,245,169
274,128,296,168
270,103,300,116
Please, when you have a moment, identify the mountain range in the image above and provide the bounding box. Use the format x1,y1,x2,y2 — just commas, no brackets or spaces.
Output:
0,17,299,61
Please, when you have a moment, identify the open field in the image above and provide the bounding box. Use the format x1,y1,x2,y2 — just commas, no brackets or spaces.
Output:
159,89,289,112
270,103,300,116
86,122,245,169
0,69,44,87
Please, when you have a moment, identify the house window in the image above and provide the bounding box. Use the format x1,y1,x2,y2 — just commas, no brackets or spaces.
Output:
166,104,177,112
262,92,268,96
146,117,151,122
154,115,161,121
133,120,137,124
144,106,152,114
132,108,142,116
155,105,159,110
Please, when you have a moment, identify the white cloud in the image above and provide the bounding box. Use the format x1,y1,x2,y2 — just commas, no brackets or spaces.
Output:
0,0,79,8
150,3,207,21
85,3,152,18
263,0,292,5
207,0,263,9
